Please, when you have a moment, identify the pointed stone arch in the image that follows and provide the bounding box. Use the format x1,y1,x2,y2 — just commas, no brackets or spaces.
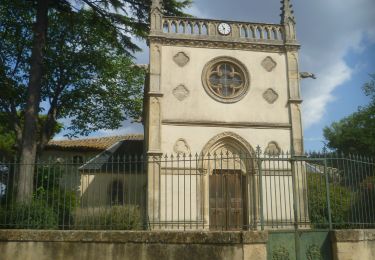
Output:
199,132,256,175
201,132,255,157
200,132,257,230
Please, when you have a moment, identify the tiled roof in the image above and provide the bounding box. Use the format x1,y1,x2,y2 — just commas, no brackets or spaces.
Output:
46,134,144,151
79,139,144,171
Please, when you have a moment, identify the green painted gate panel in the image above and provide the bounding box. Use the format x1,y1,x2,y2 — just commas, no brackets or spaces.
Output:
268,231,331,260
268,232,296,260
298,231,331,260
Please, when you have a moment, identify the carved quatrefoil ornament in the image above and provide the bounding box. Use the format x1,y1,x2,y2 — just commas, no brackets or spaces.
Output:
173,52,190,67
174,139,191,155
173,85,190,101
265,141,281,156
261,56,277,72
263,88,279,104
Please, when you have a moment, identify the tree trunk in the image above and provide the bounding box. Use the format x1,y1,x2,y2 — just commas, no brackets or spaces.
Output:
17,0,49,203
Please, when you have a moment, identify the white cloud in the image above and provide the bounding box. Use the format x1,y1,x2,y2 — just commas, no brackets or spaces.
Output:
302,62,352,128
53,119,142,140
296,0,375,128
95,121,143,137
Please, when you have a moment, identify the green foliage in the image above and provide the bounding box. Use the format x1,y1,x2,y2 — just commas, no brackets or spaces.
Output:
323,106,375,156
355,176,375,226
34,187,78,228
1,0,191,201
307,174,353,228
1,1,144,140
0,200,58,229
0,126,16,157
0,113,63,157
324,74,375,156
0,164,78,229
74,205,143,230
33,165,78,227
0,0,191,143
362,73,375,104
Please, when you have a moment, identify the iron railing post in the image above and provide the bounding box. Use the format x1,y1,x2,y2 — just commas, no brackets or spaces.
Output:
324,157,333,230
257,147,265,230
291,157,299,230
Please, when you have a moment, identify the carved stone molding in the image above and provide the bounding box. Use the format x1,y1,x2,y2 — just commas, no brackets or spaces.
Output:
149,36,299,53
261,56,277,72
285,44,301,52
149,97,161,152
173,52,190,67
162,119,291,129
201,132,255,157
172,85,189,101
264,141,281,156
173,139,191,155
263,88,279,104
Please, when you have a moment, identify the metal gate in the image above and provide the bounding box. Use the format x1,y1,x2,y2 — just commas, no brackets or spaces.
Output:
263,156,333,259
267,231,332,260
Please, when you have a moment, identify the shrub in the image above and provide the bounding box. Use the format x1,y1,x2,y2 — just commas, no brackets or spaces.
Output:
0,200,58,229
34,188,78,228
307,173,353,228
74,205,142,230
33,165,78,228
354,176,375,226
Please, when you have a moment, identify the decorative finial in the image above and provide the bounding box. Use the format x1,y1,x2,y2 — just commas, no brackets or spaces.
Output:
152,0,162,9
280,0,295,24
150,0,163,33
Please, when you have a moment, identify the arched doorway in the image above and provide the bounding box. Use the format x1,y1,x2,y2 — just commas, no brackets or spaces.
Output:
201,132,256,231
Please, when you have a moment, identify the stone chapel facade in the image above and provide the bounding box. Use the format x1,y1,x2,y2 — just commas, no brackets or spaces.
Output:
144,0,306,229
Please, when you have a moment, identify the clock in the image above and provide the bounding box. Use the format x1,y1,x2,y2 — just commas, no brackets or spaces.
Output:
217,23,231,36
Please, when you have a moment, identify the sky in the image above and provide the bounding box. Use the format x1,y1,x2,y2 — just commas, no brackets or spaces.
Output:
55,0,375,152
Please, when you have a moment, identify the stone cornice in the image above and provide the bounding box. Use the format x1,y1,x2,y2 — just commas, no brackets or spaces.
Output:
147,91,164,97
162,119,291,129
285,43,301,51
147,150,163,156
149,35,300,53
288,98,303,104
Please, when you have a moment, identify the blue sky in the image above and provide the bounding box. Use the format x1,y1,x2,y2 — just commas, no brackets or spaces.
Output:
55,0,375,152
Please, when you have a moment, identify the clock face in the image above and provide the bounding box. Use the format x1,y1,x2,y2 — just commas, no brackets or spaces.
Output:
218,23,231,36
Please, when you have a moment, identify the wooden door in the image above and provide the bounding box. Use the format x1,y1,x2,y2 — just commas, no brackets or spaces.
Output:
209,170,247,230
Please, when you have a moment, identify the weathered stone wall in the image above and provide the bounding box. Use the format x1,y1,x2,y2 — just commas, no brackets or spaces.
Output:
0,230,268,260
331,230,375,260
1,229,374,260
159,46,292,155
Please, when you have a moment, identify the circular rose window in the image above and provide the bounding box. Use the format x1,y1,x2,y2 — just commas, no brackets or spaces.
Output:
202,57,250,103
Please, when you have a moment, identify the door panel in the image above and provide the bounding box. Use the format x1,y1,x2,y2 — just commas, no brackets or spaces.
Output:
209,174,225,229
210,170,247,230
227,174,243,230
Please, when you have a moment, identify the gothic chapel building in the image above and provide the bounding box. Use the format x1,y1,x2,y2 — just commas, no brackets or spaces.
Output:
144,0,306,230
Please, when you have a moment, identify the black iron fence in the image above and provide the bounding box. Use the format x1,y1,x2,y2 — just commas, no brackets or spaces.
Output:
0,152,374,231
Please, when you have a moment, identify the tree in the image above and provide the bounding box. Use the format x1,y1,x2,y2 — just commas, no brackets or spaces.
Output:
0,114,16,158
0,0,191,202
323,74,375,156
0,113,62,159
